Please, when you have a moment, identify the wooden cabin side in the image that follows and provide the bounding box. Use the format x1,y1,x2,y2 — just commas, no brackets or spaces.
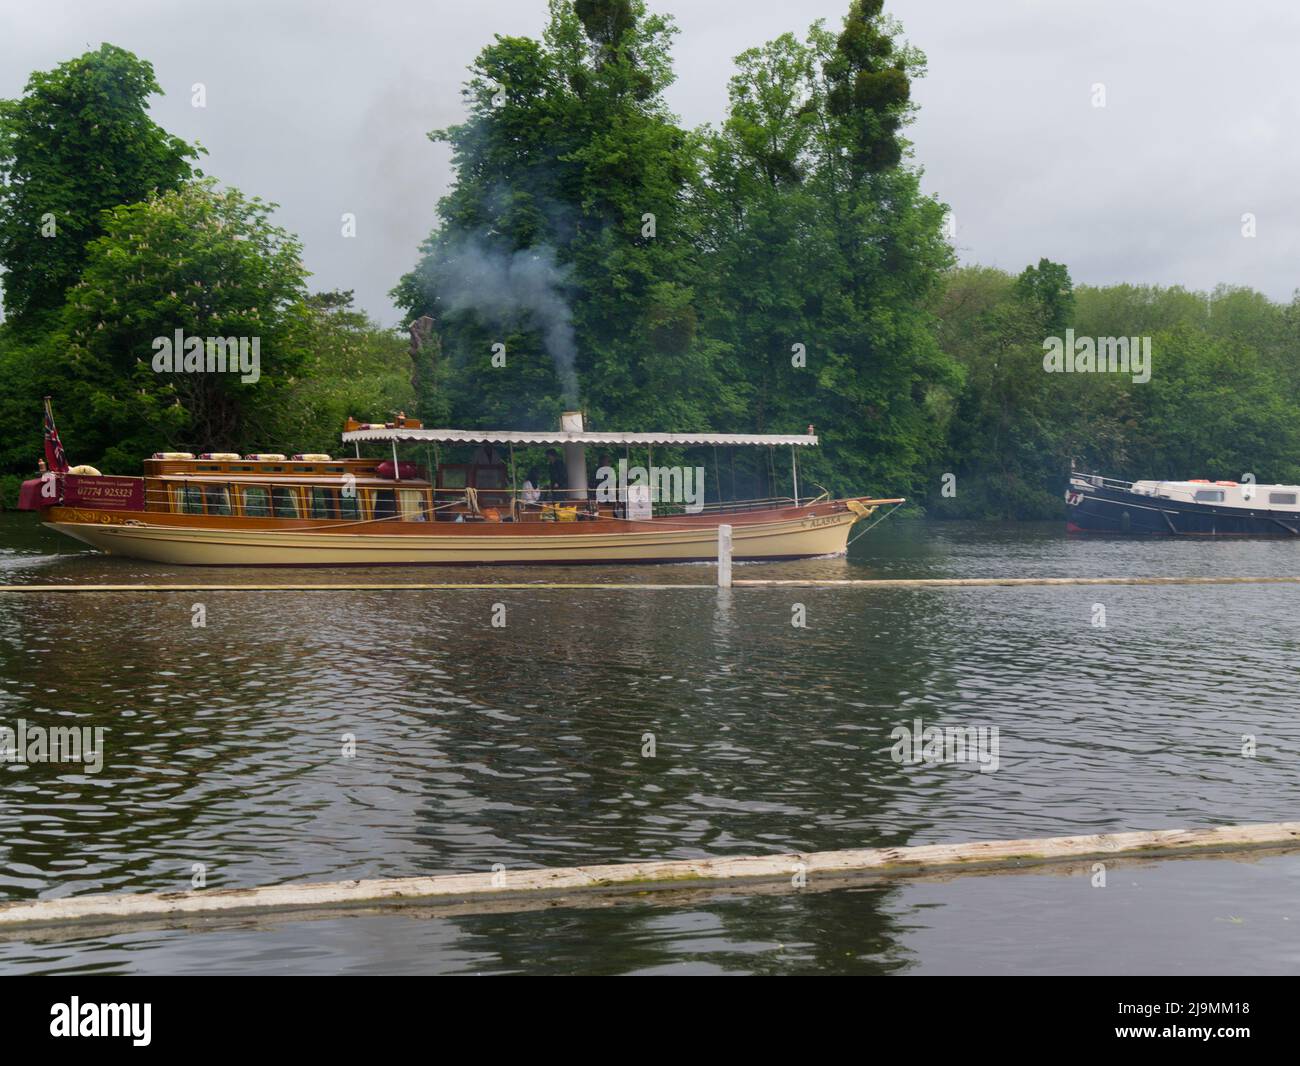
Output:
140,456,436,524
135,454,532,524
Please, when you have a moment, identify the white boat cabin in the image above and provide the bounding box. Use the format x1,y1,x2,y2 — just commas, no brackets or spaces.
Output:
1128,480,1300,511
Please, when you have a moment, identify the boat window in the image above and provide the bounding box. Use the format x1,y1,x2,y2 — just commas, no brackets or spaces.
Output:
309,487,337,519
372,489,397,520
271,486,300,518
1269,492,1298,505
339,491,361,520
241,486,271,517
179,484,204,514
1193,489,1224,502
398,489,426,521
204,484,232,516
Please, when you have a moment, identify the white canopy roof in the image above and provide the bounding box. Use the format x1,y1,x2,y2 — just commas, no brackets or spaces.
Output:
342,427,819,447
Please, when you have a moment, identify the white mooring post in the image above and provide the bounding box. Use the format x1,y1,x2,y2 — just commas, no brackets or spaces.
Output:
717,524,733,588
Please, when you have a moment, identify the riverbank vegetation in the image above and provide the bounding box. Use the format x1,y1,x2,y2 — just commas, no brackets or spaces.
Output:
2,2,1296,516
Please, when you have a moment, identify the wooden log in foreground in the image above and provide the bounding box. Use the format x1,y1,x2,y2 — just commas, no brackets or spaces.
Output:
0,582,713,593
3,575,1300,593
2,822,1297,930
735,575,1300,587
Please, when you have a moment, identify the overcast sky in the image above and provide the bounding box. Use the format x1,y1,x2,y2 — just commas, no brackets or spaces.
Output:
4,0,1297,325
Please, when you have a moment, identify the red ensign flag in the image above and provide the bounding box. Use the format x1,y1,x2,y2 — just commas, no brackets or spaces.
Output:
42,396,69,473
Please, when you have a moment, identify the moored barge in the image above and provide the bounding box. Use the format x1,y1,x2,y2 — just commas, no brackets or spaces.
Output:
1066,473,1300,536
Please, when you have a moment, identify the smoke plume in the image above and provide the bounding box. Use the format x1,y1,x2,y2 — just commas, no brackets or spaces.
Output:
435,234,578,403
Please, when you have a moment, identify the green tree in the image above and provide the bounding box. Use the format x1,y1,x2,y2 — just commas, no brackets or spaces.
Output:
1127,326,1300,483
393,1,730,435
0,44,200,328
51,180,308,470
702,30,822,471
0,327,55,500
929,263,1076,517
702,3,958,498
1013,257,1074,337
271,291,416,456
823,0,913,173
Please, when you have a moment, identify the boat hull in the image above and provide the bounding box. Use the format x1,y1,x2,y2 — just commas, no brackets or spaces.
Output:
1066,483,1300,537
42,504,871,566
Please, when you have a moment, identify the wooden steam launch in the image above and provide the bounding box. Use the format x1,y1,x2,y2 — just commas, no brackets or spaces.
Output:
19,408,902,567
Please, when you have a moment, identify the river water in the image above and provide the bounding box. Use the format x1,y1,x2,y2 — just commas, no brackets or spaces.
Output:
1,514,1298,974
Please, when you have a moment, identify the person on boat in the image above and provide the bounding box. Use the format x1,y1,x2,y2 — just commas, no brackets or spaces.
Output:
521,469,542,505
545,449,567,502
36,458,47,475
519,468,543,519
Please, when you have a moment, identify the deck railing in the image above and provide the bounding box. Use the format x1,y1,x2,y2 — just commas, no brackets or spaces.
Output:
1070,472,1134,491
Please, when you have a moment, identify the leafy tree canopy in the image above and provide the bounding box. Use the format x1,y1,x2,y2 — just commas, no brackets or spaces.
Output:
0,43,201,328
54,179,309,469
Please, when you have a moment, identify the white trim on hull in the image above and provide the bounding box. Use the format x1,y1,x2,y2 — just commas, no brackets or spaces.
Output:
45,510,860,566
